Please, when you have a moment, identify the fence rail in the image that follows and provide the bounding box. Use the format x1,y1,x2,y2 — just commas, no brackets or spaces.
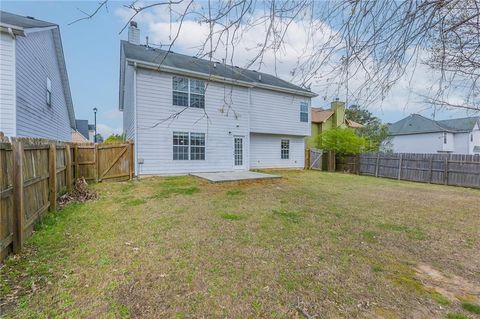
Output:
338,152,480,188
0,135,134,262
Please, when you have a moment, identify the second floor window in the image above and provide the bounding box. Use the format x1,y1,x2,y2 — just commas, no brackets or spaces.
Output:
172,76,205,108
300,102,308,122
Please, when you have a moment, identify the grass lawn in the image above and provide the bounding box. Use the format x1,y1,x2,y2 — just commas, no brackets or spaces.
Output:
1,171,479,318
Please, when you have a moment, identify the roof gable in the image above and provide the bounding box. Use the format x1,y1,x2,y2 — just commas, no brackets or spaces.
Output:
311,108,334,123
389,114,480,135
120,40,316,104
0,11,56,29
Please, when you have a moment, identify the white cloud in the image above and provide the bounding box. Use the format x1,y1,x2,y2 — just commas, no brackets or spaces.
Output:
115,4,471,119
96,123,121,138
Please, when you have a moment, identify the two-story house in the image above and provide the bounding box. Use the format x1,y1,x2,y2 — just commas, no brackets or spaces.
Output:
0,11,75,140
119,22,317,175
388,114,480,154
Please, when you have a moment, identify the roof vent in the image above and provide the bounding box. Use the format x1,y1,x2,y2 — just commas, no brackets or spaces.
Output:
258,74,262,81
26,16,35,20
213,62,217,68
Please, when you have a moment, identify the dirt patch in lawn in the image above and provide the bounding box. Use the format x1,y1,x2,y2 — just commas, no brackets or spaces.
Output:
415,263,480,304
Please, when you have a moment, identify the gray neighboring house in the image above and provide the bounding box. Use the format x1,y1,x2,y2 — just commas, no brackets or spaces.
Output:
74,119,95,141
0,11,75,140
388,114,480,154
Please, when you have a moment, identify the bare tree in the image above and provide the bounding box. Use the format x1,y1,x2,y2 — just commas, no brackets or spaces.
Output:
72,0,480,112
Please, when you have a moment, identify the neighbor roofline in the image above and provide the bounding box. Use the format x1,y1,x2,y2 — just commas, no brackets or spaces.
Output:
125,58,318,98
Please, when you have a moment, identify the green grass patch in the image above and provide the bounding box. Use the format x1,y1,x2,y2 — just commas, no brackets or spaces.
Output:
362,230,378,243
377,223,426,240
430,291,450,305
272,209,302,223
123,198,146,206
226,189,244,196
446,313,469,319
155,186,200,198
462,302,480,314
220,213,244,221
371,265,383,273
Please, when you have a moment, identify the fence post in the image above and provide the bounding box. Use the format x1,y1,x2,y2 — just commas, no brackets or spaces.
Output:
428,158,433,183
129,142,134,179
65,144,72,192
397,154,403,180
444,156,449,185
95,143,99,182
49,143,57,211
74,144,79,180
12,141,25,253
375,153,380,177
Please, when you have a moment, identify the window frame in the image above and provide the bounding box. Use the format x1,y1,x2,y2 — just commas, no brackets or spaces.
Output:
172,76,205,109
172,131,206,161
281,139,290,160
300,101,308,122
443,132,447,144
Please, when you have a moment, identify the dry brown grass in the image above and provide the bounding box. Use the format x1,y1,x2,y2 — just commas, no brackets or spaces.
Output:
1,171,479,318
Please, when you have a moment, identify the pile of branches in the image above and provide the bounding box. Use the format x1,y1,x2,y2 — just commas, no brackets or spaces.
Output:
58,177,98,209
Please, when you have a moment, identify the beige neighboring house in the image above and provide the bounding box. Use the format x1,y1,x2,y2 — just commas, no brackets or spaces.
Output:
71,130,89,143
306,100,363,148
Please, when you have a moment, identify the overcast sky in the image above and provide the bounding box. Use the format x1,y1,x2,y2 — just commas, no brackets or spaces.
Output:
2,1,474,138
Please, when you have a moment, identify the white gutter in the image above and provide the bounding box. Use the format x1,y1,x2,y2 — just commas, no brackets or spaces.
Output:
126,58,318,98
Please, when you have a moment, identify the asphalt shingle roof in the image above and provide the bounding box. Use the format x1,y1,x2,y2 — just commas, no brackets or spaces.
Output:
389,114,480,135
121,40,314,95
0,11,56,28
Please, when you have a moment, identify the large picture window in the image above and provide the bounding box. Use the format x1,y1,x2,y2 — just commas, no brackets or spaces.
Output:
172,76,205,108
300,101,308,122
281,139,290,159
173,132,205,160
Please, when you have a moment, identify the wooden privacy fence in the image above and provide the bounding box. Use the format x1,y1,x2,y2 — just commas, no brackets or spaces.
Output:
337,152,480,188
0,137,134,262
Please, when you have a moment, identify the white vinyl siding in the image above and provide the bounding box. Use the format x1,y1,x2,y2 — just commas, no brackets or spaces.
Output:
15,29,71,140
250,88,310,136
135,69,250,175
250,133,304,169
0,32,16,137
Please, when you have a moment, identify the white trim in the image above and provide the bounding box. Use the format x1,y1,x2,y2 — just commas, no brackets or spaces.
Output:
23,26,57,34
126,58,318,98
12,35,17,136
133,62,138,176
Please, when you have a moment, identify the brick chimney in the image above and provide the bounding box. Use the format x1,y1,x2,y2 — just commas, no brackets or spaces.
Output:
128,21,140,45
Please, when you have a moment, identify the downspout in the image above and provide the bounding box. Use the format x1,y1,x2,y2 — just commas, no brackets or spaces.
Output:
8,27,15,38
133,62,138,176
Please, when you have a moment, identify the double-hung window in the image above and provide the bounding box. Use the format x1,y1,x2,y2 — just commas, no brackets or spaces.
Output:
300,101,308,122
173,132,205,160
172,76,205,108
281,139,290,159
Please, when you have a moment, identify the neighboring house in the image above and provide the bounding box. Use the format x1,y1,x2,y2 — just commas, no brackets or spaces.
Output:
75,119,95,142
119,22,317,175
0,11,75,140
71,130,89,143
388,114,480,154
306,100,362,148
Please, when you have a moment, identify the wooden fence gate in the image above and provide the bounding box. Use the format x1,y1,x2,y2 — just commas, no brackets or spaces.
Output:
309,148,323,170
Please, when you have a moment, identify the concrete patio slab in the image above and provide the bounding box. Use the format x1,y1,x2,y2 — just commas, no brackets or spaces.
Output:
190,171,281,183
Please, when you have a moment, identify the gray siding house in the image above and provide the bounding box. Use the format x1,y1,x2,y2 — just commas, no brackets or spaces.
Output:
0,11,75,140
388,114,480,154
119,22,317,175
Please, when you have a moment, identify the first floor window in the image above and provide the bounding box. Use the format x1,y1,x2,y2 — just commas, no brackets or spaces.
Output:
173,132,189,160
190,133,205,160
46,77,52,107
281,139,290,159
173,132,205,160
300,101,308,122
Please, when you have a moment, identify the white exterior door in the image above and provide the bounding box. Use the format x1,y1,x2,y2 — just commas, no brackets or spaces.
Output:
234,136,245,169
